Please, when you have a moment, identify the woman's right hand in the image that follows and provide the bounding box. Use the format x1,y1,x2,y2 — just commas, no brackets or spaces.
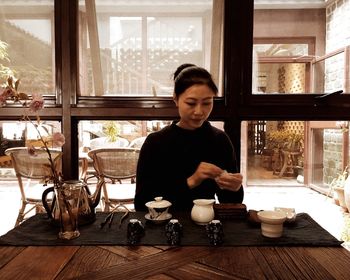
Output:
187,162,223,189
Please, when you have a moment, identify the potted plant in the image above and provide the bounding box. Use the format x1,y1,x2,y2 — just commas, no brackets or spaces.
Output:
327,167,348,212
102,121,119,142
89,121,129,149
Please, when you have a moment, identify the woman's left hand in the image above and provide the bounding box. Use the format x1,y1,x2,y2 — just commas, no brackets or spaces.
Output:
215,172,243,192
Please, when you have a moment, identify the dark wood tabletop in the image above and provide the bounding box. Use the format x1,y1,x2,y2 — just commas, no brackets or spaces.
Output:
1,244,350,279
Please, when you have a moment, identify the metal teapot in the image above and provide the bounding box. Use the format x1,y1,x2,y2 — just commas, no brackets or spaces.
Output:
42,180,102,226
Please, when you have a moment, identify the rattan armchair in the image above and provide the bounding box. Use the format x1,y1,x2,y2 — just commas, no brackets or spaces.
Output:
5,147,62,226
88,148,140,212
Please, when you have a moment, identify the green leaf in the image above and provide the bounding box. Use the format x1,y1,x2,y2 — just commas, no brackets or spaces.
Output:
15,79,20,91
18,92,29,100
41,125,50,135
7,76,13,88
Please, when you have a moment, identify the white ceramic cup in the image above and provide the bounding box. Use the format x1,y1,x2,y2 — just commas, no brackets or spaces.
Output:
257,210,287,238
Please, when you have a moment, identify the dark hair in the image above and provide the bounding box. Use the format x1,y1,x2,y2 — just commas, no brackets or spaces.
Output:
173,63,218,97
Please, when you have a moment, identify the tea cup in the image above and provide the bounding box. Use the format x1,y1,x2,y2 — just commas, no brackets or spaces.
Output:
257,210,287,238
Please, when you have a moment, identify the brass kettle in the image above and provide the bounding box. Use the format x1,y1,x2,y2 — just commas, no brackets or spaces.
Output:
42,180,102,226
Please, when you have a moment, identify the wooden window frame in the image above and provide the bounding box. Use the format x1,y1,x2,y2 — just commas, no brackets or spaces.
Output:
3,0,350,180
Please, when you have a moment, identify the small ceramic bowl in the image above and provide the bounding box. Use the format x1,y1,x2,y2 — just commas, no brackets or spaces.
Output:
145,197,172,220
257,210,287,238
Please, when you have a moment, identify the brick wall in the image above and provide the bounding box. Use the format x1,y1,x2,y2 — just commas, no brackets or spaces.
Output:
323,0,350,183
323,129,344,184
325,0,350,92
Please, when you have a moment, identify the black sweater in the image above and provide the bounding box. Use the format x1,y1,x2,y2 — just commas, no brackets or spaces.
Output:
134,121,244,211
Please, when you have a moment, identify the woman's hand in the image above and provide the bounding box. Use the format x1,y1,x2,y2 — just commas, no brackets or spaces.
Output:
215,172,242,192
187,162,223,188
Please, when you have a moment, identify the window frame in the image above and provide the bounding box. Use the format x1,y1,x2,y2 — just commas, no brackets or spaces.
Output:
67,0,231,178
3,0,350,180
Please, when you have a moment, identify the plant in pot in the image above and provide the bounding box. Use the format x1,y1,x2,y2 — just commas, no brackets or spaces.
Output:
327,167,348,211
103,121,119,142
89,121,127,149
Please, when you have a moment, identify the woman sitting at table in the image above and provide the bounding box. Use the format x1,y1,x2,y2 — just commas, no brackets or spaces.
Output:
134,63,244,211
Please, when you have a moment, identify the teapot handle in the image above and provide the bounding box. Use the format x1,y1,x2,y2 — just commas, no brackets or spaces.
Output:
42,187,55,219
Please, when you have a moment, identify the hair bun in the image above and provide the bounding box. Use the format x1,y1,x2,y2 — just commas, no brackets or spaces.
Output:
173,63,196,80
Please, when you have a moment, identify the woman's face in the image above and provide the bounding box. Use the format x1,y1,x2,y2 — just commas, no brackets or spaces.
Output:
174,84,215,130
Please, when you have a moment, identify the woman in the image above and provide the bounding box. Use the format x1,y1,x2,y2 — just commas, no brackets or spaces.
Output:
134,64,244,211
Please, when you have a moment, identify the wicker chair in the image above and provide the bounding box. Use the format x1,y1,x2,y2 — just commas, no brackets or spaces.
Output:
128,136,147,149
5,147,62,226
88,148,140,212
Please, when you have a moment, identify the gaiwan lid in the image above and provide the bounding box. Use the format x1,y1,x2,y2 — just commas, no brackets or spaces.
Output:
145,197,172,209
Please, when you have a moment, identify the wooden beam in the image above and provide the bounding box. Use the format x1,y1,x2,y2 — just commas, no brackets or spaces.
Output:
85,0,104,96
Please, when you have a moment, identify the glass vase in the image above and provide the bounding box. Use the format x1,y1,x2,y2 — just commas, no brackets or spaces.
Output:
55,183,81,240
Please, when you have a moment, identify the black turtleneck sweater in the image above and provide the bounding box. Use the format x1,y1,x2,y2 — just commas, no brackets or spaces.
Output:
134,121,244,211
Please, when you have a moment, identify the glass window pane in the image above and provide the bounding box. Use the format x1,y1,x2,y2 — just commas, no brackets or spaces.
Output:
310,124,345,192
253,62,306,94
0,1,55,95
254,44,308,57
243,120,349,200
147,17,204,96
78,0,222,97
244,120,304,186
78,120,223,150
77,120,224,181
0,120,62,179
253,0,350,94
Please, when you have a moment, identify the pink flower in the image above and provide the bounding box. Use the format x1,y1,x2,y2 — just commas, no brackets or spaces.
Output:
0,93,6,106
52,132,65,147
0,87,11,106
28,93,44,112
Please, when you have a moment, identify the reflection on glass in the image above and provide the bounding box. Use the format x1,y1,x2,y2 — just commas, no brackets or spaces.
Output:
78,120,223,151
0,1,55,94
254,44,308,57
78,0,220,96
253,62,306,94
253,0,350,94
77,120,223,181
147,17,203,96
78,120,170,152
246,121,304,186
0,120,61,178
245,120,349,197
311,125,345,192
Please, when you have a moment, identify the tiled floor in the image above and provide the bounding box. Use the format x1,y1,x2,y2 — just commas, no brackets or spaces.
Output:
1,180,349,250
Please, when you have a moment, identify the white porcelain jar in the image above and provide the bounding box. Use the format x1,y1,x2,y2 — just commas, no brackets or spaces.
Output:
191,199,216,225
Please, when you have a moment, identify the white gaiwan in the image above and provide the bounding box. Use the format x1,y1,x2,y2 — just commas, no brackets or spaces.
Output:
145,197,172,220
257,210,287,238
274,207,296,223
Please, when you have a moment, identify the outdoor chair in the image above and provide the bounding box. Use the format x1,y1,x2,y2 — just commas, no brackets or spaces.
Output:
88,147,140,212
5,147,62,226
128,136,147,149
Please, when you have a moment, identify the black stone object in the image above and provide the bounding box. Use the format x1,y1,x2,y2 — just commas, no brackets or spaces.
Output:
206,219,224,246
165,219,183,245
127,219,145,245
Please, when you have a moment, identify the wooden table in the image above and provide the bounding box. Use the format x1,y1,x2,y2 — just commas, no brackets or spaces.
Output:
1,244,350,279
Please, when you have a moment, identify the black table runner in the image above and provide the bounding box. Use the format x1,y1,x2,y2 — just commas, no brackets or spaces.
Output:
0,212,343,247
